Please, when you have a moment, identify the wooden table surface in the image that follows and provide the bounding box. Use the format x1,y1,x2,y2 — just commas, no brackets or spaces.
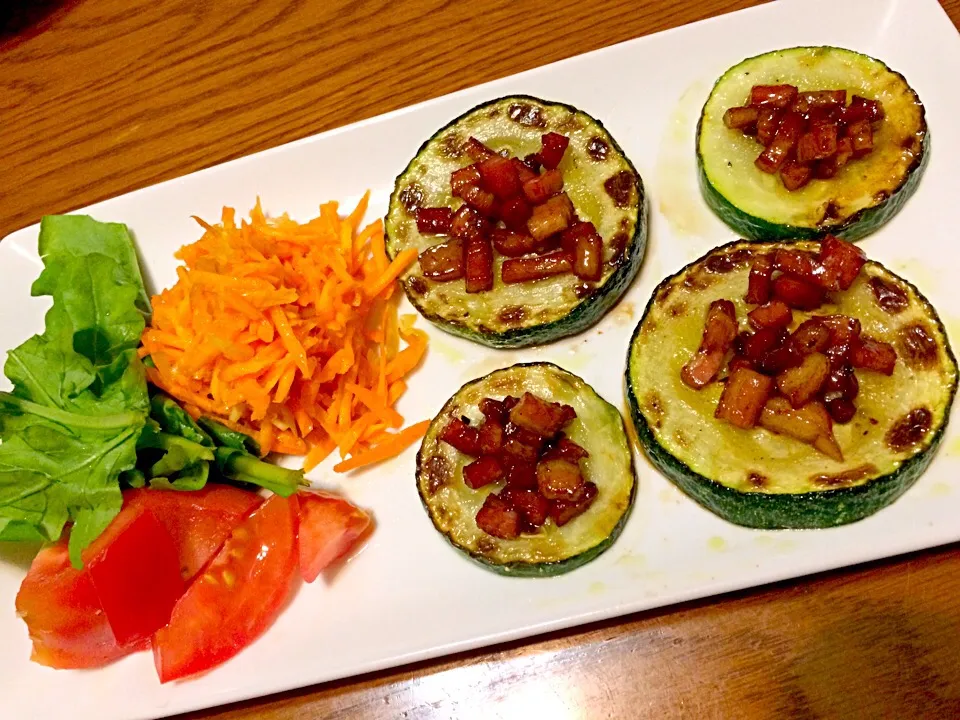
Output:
4,0,960,717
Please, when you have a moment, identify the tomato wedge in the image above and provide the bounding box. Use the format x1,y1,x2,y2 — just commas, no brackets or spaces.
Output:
15,538,148,669
152,494,298,683
87,508,185,646
124,486,262,581
297,491,372,583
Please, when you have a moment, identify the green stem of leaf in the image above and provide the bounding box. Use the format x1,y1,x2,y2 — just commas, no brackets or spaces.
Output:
0,392,141,430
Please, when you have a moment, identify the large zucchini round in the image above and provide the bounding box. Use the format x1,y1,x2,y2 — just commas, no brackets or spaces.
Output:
417,362,635,576
697,47,928,241
386,95,648,348
626,240,957,529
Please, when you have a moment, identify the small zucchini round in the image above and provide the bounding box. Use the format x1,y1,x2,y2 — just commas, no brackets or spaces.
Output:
626,240,957,529
386,95,648,348
698,47,928,241
417,362,636,576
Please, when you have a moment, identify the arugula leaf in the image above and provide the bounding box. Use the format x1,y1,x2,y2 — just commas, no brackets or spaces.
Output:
213,447,303,497
0,217,149,567
150,392,213,448
198,417,260,455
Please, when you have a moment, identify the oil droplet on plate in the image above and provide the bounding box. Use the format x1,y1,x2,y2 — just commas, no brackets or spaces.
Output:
930,482,950,497
588,581,606,595
707,536,727,552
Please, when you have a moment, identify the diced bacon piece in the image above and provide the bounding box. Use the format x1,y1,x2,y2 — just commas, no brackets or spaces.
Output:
536,459,585,501
756,344,803,376
439,417,480,456
788,318,831,356
759,397,843,461
478,420,504,455
793,90,846,113
527,194,574,241
491,228,541,257
736,327,786,364
773,248,819,281
851,337,897,375
463,456,504,489
843,95,885,125
503,396,520,411
501,436,540,463
501,250,572,283
815,136,855,179
465,137,496,162
451,164,483,196
523,154,543,172
573,231,603,281
780,161,813,191
504,420,545,449
522,168,564,205
818,235,866,291
460,184,497,216
728,355,754,373
755,112,803,173
776,352,829,408
500,196,533,232
560,221,599,255
478,155,522,200
480,398,508,423
750,84,799,109
502,488,550,528
509,393,576,437
756,107,782,146
475,493,520,539
418,238,465,281
773,276,825,310
542,436,589,463
723,106,760,131
464,235,494,293
748,300,792,330
681,300,738,389
820,315,862,350
811,122,839,158
550,482,598,526
539,132,570,170
450,206,488,240
416,207,454,235
824,397,856,425
846,119,874,157
511,158,538,184
503,459,538,489
715,367,773,429
746,255,774,305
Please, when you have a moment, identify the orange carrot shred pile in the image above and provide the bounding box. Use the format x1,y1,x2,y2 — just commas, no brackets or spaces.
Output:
140,194,428,472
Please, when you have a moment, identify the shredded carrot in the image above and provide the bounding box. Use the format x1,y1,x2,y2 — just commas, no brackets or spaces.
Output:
143,194,428,471
332,419,431,473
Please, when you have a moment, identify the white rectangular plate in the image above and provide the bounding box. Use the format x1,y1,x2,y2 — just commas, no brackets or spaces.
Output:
2,0,959,717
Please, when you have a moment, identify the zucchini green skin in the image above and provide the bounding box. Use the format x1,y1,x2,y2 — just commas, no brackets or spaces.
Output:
697,47,928,242
386,95,648,348
417,362,636,576
625,240,957,529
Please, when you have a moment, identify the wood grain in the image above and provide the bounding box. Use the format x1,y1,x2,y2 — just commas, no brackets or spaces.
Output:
2,1,959,718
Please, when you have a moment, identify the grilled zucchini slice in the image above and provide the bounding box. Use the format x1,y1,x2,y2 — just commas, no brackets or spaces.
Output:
386,95,647,348
626,240,956,528
698,47,927,241
417,362,635,576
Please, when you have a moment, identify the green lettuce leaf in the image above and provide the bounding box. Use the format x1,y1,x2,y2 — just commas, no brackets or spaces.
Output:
0,216,150,566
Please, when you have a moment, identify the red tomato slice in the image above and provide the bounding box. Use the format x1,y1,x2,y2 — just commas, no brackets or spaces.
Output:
124,486,261,581
15,486,262,670
297,491,372,583
87,508,185,646
152,494,298,683
15,539,147,669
